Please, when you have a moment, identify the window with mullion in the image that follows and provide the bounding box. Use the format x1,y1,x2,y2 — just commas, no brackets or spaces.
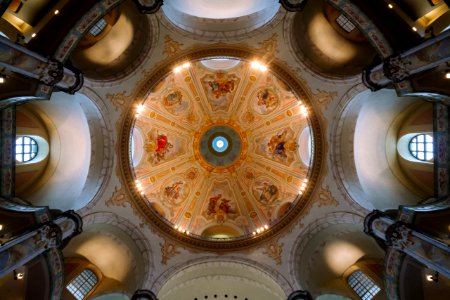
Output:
347,270,380,300
409,134,433,161
66,269,98,300
15,136,38,163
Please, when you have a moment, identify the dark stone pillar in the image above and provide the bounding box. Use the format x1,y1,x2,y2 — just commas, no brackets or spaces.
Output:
364,210,450,279
0,210,82,278
0,36,83,94
363,30,450,91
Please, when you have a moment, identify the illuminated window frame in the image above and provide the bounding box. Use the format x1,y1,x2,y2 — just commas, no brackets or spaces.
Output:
89,18,107,37
336,14,356,33
347,270,380,300
66,269,98,300
409,134,433,161
15,136,38,163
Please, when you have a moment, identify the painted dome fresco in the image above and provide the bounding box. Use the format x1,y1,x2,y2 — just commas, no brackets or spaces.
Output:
125,56,321,249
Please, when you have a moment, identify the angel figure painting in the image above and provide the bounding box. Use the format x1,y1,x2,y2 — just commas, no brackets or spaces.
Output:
205,194,237,223
163,89,189,115
145,130,174,165
162,180,189,206
253,180,279,205
267,129,297,162
255,88,278,114
202,73,239,111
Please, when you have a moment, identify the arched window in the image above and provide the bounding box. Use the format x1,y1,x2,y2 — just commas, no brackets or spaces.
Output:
347,270,380,300
89,18,107,36
15,136,38,163
66,269,98,300
409,134,433,161
336,14,356,33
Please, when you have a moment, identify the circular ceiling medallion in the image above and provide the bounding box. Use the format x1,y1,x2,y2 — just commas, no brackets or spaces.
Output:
122,49,322,250
195,122,247,172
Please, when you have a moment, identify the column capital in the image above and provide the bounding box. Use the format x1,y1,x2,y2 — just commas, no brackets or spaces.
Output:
382,54,412,83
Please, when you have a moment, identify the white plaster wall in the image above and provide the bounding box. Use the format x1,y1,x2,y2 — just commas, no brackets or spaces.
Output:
25,92,91,211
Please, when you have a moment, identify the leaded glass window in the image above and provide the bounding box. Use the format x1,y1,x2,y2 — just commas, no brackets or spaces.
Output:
66,269,98,300
336,14,356,33
15,136,38,163
409,134,433,161
347,270,380,300
89,18,107,36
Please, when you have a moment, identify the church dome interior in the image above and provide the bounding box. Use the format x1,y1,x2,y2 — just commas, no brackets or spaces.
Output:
0,0,449,300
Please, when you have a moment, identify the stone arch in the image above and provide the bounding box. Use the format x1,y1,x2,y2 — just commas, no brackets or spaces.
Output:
81,212,155,289
151,256,293,296
289,212,365,290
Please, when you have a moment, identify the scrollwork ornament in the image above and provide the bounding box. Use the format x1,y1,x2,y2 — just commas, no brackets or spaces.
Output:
387,223,414,250
383,54,412,83
37,223,62,249
39,59,63,86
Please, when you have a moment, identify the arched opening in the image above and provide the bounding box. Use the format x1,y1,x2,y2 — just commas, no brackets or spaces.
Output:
161,0,281,41
69,1,154,81
15,105,50,196
290,1,376,78
63,223,148,296
66,268,99,300
15,91,112,211
334,89,432,210
345,270,380,300
131,127,144,167
157,260,286,300
395,101,434,196
294,222,385,299
201,225,241,239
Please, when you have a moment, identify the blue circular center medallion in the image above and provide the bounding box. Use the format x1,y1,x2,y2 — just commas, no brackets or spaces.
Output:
212,136,228,152
199,125,241,167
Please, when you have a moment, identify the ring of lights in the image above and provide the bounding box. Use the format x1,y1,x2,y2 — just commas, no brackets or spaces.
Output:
119,46,323,250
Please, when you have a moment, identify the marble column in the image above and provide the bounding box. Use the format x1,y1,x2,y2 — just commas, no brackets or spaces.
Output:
0,210,82,278
0,36,83,93
363,29,450,90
